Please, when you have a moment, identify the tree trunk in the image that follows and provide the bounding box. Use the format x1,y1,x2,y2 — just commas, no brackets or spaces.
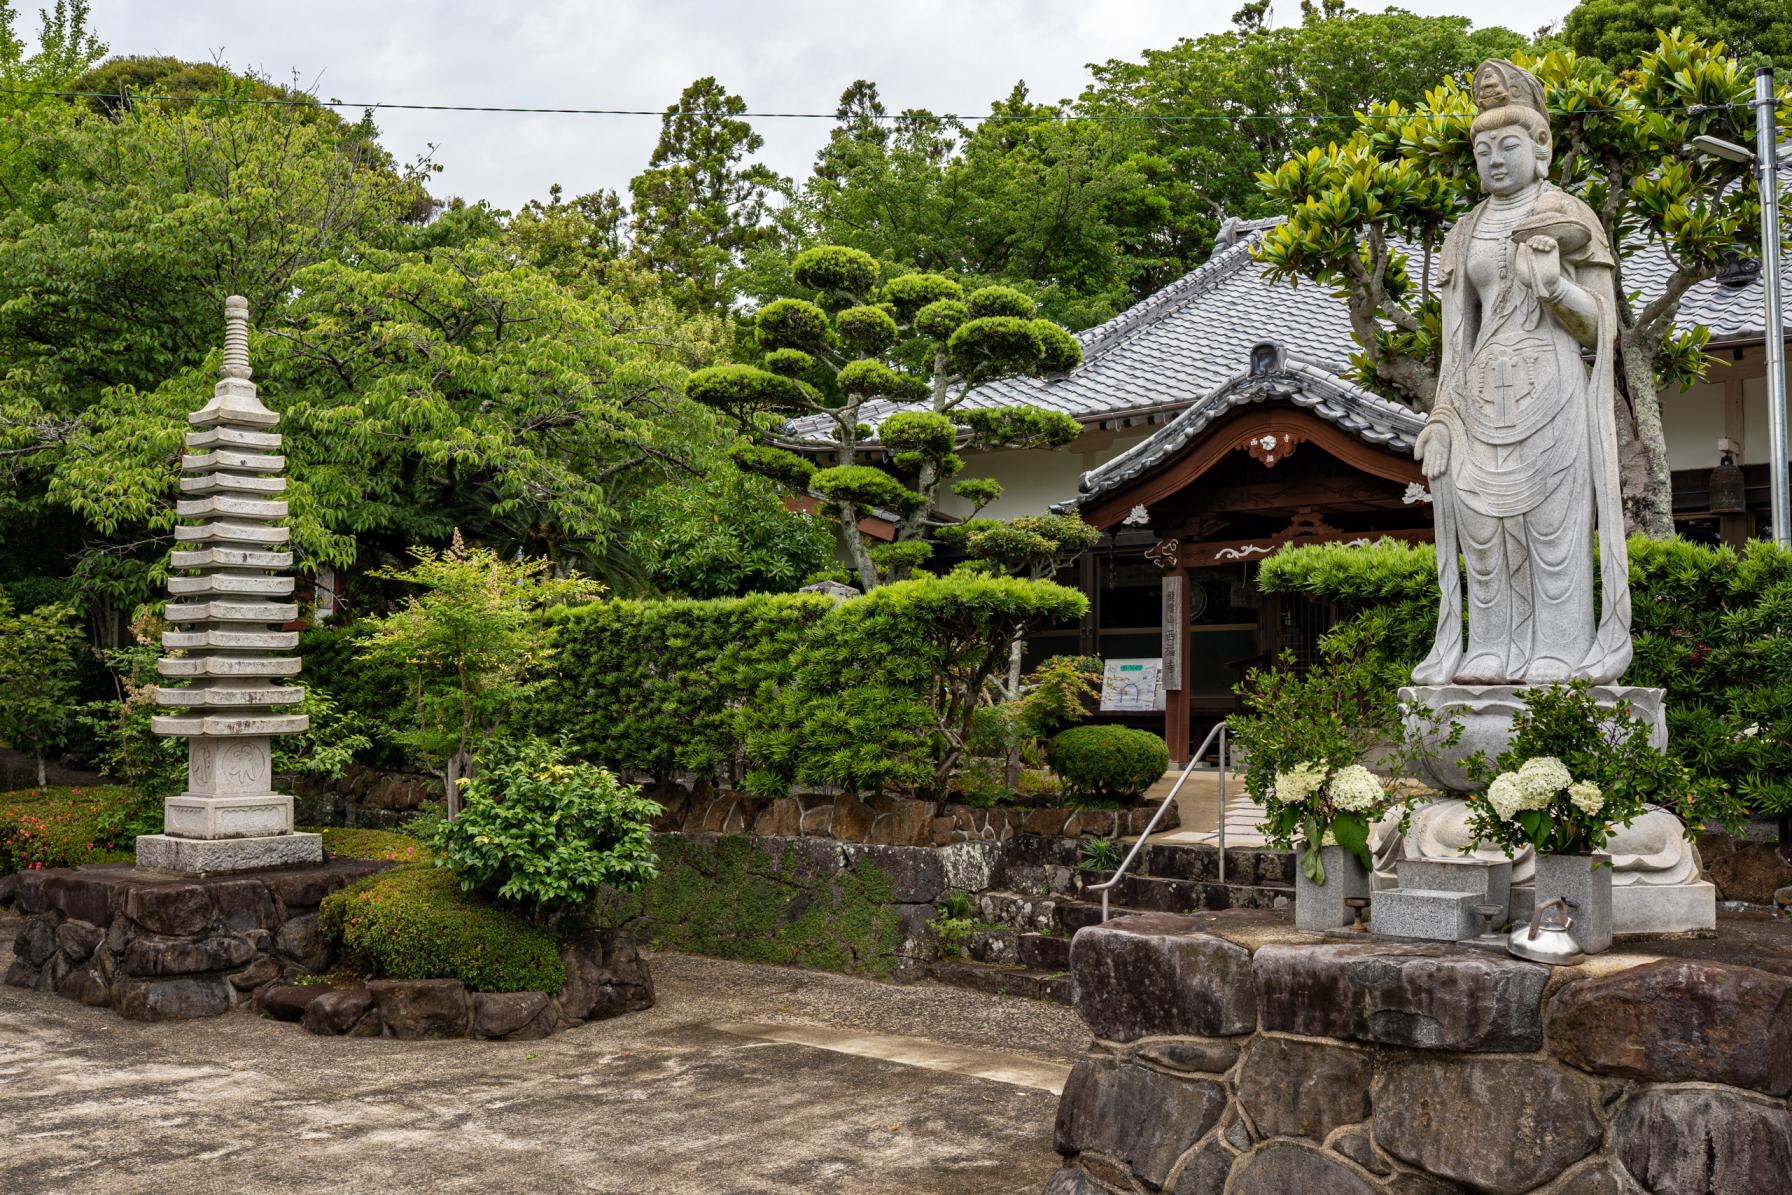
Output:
1003,636,1024,790
445,749,470,819
1617,327,1676,539
838,509,879,591
36,753,46,789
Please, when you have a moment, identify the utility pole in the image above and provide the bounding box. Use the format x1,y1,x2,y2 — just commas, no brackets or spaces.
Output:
1756,66,1790,547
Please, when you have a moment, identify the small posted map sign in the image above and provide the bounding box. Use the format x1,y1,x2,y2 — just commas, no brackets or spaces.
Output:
1099,658,1162,713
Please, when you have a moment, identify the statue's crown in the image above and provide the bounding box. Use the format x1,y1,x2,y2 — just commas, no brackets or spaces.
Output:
1473,59,1547,119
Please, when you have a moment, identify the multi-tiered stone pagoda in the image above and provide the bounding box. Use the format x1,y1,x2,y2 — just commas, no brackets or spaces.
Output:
137,295,323,872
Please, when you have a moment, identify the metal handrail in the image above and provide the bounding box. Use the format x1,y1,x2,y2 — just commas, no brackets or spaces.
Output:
1087,721,1229,921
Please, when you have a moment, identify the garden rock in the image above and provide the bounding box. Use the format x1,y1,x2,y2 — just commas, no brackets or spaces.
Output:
228,956,279,991
274,912,329,970
1133,1038,1240,1076
1055,1055,1226,1189
121,883,214,936
1040,1167,1105,1195
1254,942,1547,1051
14,916,57,967
303,987,375,1036
473,991,552,1039
841,844,944,903
1235,1037,1370,1141
1372,1057,1600,1193
122,933,254,977
1168,1137,1233,1194
1546,958,1792,1095
370,978,469,1039
210,879,281,932
261,983,327,1023
39,871,115,925
1227,1143,1377,1195
112,976,231,1022
1612,1088,1792,1195
54,919,103,963
1071,917,1255,1042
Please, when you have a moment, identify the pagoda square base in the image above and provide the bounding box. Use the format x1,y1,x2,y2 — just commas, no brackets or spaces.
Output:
135,832,323,873
164,792,294,839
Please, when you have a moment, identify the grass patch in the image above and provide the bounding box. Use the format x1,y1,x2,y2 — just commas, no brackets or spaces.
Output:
0,785,155,872
319,865,565,993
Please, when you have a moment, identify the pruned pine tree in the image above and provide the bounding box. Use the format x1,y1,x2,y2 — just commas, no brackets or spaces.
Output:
685,245,1086,590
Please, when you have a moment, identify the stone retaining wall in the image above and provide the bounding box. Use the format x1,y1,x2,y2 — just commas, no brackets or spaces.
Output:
2,860,386,1019
650,787,1169,847
293,765,441,828
258,929,653,1041
1048,911,1792,1195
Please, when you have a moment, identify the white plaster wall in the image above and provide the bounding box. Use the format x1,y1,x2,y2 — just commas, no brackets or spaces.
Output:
940,426,1155,519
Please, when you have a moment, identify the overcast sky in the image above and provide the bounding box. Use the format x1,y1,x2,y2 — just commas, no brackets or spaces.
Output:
81,1,1571,212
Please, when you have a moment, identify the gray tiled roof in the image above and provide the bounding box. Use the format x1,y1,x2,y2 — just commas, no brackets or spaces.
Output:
1054,343,1427,511
783,215,1787,447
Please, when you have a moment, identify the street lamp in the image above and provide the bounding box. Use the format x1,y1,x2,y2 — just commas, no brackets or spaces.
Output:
1690,66,1790,546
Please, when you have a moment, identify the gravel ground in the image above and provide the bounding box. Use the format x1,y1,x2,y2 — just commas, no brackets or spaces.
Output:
0,938,1086,1195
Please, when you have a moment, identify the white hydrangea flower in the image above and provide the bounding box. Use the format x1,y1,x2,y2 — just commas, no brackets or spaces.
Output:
1274,761,1327,805
1567,779,1604,816
1328,764,1385,813
1516,756,1572,809
1486,772,1526,821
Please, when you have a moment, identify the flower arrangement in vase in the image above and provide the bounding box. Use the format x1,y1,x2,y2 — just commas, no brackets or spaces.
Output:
1267,760,1392,884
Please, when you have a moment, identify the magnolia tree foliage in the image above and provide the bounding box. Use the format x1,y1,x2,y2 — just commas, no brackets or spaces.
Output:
358,535,601,813
1255,33,1779,537
687,244,1086,589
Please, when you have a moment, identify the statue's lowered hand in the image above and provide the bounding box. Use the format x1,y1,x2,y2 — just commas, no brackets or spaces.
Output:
1416,422,1449,480
1516,234,1563,301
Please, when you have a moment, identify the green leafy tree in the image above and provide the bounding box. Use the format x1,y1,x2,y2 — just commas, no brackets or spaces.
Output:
1561,0,1792,67
1077,6,1527,292
626,464,834,599
0,598,83,786
358,535,601,813
628,76,783,313
687,244,1084,590
1255,34,1774,537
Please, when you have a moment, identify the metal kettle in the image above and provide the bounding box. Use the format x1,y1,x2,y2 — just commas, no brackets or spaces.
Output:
1507,897,1585,966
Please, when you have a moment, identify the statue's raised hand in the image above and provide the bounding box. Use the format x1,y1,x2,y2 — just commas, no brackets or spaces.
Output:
1416,421,1449,480
1517,233,1562,301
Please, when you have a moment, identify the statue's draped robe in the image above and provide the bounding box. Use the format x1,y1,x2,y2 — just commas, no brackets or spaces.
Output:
1413,183,1632,686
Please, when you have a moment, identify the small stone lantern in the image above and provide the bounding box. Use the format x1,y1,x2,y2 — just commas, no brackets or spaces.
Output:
136,296,324,872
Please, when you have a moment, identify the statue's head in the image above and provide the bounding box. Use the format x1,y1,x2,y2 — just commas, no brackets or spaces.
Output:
1470,60,1551,196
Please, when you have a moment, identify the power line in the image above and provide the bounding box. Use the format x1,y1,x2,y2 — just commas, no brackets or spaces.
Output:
0,85,1749,124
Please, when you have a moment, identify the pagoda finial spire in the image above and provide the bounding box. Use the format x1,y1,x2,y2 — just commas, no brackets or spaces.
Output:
221,294,252,382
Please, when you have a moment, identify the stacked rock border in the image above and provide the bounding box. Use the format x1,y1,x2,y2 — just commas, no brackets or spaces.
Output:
260,929,654,1041
1048,912,1792,1195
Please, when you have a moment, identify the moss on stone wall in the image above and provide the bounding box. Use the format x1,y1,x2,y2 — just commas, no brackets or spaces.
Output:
609,833,920,979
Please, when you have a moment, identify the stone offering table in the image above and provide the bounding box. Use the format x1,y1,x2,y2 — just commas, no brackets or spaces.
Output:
1046,910,1792,1194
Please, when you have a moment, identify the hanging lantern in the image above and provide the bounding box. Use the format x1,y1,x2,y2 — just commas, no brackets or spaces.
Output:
1709,445,1747,514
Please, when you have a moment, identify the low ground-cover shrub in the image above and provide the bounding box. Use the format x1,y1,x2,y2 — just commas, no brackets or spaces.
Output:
319,866,565,993
0,786,154,871
1045,725,1168,805
316,826,433,865
422,738,662,926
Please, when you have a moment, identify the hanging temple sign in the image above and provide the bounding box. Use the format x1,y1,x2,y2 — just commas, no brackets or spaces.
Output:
138,295,324,872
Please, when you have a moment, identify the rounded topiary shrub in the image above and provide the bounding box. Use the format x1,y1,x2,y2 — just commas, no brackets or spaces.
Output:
1045,725,1169,805
319,866,565,994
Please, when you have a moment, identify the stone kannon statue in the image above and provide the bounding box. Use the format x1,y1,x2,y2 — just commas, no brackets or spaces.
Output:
1412,58,1629,688
1386,61,1711,934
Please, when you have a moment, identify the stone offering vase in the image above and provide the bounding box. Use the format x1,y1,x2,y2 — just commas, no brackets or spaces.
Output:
1530,853,1612,954
1294,845,1369,932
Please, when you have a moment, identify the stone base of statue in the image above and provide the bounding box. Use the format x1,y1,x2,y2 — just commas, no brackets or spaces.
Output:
1377,800,1716,939
136,831,323,873
1399,684,1666,793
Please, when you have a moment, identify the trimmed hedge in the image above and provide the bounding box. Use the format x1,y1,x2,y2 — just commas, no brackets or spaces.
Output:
319,866,565,993
1046,725,1169,804
1260,536,1792,816
1,786,153,872
317,826,433,865
540,592,833,781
